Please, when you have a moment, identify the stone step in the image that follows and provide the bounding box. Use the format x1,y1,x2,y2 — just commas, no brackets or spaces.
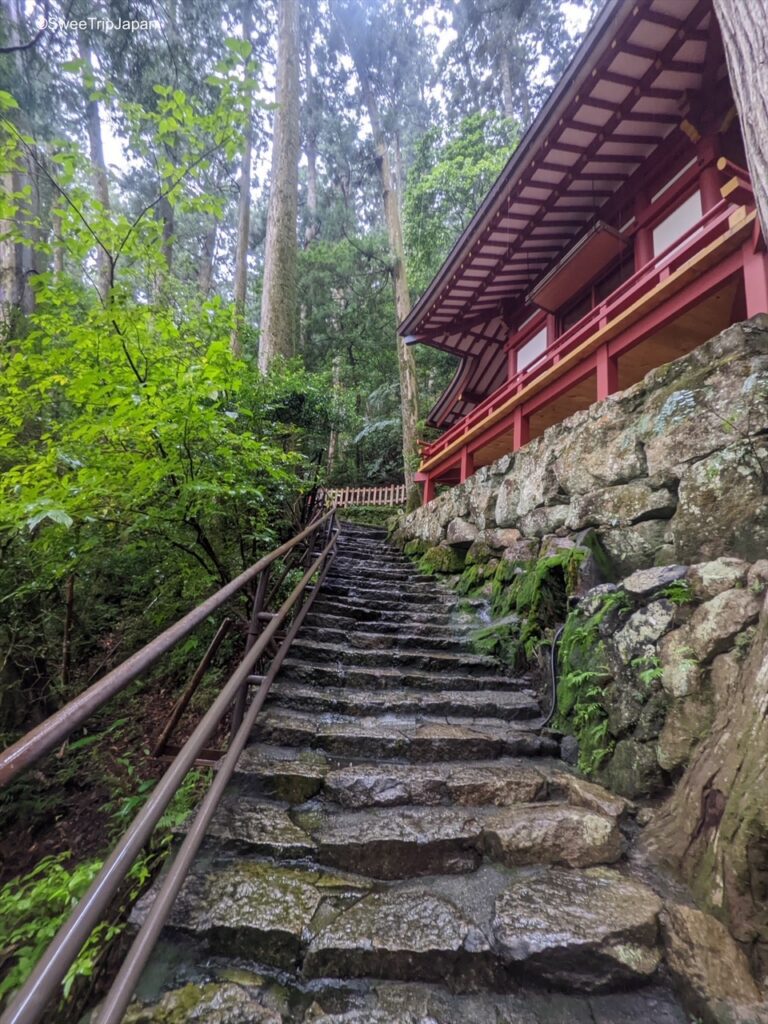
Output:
330,556,420,572
296,802,622,878
297,625,473,652
134,861,666,995
251,708,556,761
299,614,469,639
232,748,630,821
123,973,688,1024
308,603,456,626
278,659,528,693
287,640,502,676
268,681,540,721
324,573,436,591
320,584,447,606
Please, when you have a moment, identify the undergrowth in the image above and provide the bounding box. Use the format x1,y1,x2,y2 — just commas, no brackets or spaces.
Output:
0,766,208,1016
555,588,630,774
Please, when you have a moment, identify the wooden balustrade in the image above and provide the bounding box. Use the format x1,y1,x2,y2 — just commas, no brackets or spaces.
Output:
324,484,407,508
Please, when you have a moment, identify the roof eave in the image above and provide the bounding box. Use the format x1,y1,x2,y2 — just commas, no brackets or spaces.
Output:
398,0,632,338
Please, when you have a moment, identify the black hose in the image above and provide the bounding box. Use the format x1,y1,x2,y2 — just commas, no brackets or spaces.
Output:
542,594,581,728
542,622,565,728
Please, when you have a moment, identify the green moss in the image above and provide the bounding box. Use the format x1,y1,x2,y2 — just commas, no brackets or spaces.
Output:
456,562,492,595
469,548,587,670
466,541,493,566
555,588,630,775
403,538,428,557
418,544,465,574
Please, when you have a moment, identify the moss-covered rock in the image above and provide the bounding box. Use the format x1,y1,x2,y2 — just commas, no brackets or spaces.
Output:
417,544,466,574
601,738,664,799
403,538,428,558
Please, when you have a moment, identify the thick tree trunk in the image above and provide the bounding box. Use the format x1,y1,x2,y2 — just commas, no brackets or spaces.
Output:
713,0,768,242
258,0,301,372
303,33,319,247
78,34,112,302
231,1,255,356
198,219,218,297
357,72,420,490
0,0,36,325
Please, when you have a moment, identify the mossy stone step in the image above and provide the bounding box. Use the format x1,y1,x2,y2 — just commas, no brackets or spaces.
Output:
308,602,456,626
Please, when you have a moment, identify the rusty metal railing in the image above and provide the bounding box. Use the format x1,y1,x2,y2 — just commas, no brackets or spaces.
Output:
0,508,338,1024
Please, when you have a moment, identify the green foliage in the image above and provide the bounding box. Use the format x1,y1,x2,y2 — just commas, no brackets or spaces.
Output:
556,589,630,774
630,653,664,689
0,85,328,738
661,580,694,605
0,767,208,1010
0,854,115,1003
404,112,519,297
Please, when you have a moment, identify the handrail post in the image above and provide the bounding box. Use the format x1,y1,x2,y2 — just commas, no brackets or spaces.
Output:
231,567,270,739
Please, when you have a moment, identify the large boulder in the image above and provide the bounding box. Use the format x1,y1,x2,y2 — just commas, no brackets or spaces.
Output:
672,441,768,564
492,867,662,992
566,482,676,531
656,696,713,773
661,904,764,1024
686,589,762,662
601,738,664,799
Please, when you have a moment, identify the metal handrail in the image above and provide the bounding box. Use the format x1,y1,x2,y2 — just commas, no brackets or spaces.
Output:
0,510,333,787
0,509,338,1024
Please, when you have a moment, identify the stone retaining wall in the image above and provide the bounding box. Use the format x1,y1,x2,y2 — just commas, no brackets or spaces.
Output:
395,316,768,575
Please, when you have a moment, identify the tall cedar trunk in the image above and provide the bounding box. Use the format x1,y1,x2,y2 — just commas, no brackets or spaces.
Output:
0,0,36,324
326,353,342,474
78,34,112,303
356,70,420,490
258,0,300,372
198,219,218,296
231,0,254,356
500,58,515,120
304,34,319,246
712,0,768,241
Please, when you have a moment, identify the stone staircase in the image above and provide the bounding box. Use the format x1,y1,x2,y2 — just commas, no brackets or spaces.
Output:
128,523,688,1023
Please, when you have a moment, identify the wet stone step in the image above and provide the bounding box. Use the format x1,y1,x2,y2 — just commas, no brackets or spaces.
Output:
131,860,371,971
320,586,448,606
203,796,621,877
308,602,456,626
312,592,455,613
268,681,541,721
297,625,474,652
304,889,502,991
300,614,470,639
287,640,504,676
278,659,527,693
251,708,558,761
123,976,689,1024
323,574,439,591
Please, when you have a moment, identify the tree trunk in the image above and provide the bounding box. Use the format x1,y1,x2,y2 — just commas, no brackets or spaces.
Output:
231,1,255,356
77,34,112,303
258,0,301,372
303,32,319,247
712,0,768,242
356,69,420,490
198,219,218,296
326,354,342,475
500,57,516,121
0,0,37,325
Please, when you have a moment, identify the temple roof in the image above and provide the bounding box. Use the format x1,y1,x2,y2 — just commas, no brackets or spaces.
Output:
399,0,719,428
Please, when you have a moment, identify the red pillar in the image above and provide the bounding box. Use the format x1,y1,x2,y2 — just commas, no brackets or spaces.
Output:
423,475,436,505
633,189,653,271
698,136,720,214
513,406,530,451
459,446,474,483
596,344,619,400
742,240,768,317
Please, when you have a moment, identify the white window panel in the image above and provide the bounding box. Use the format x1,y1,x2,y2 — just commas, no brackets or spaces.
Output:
516,326,548,372
652,190,703,258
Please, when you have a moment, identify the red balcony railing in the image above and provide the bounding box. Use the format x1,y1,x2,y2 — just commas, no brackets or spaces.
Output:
420,192,751,469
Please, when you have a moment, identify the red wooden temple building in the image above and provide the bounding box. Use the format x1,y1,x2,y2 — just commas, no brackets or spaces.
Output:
401,0,767,505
